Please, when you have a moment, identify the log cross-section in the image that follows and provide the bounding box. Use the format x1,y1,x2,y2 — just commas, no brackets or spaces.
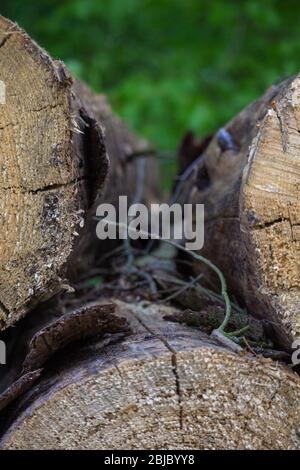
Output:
183,76,300,349
0,16,157,329
0,301,299,450
0,16,109,328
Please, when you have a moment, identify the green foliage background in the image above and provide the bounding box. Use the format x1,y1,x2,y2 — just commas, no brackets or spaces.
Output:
1,0,300,183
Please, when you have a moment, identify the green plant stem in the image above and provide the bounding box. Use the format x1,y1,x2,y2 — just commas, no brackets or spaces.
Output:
225,325,250,337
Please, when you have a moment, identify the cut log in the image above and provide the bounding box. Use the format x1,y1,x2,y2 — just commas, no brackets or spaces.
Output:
179,77,300,350
69,81,159,280
0,300,299,450
0,16,157,329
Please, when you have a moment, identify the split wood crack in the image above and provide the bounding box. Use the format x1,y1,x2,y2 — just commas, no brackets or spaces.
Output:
129,303,184,432
0,33,11,50
1,177,88,195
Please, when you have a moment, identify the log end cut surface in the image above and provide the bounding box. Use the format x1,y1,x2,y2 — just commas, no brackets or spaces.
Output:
188,75,300,347
242,75,300,340
1,302,299,450
0,16,106,328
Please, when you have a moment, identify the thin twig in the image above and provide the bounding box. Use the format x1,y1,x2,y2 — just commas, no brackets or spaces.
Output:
171,153,205,203
101,220,232,334
159,273,203,303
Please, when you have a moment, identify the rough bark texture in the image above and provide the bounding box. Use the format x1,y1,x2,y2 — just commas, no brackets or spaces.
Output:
0,16,157,329
69,81,159,279
0,300,299,450
180,77,300,350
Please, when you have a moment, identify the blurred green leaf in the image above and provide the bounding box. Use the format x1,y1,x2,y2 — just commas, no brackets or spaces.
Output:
1,0,300,189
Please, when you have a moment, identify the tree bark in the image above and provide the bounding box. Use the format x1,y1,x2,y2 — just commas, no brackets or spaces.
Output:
0,15,157,329
177,77,300,350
